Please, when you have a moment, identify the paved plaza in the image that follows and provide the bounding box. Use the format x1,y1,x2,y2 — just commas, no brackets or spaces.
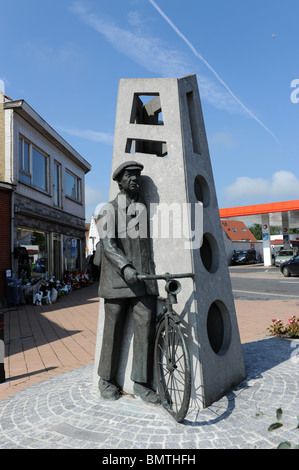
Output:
0,268,298,450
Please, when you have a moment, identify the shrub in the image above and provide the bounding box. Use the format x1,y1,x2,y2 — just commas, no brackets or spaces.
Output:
268,316,299,338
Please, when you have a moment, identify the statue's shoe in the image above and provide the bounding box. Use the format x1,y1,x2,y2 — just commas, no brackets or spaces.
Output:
99,378,120,400
133,382,161,405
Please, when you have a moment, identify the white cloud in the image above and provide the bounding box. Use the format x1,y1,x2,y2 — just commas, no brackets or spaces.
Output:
69,2,245,114
58,126,114,145
271,170,299,194
70,1,278,140
71,3,190,77
127,11,144,29
148,0,278,143
224,170,299,202
0,79,5,94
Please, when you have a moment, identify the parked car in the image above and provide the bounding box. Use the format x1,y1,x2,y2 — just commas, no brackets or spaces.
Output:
280,255,299,277
274,249,294,267
231,249,257,265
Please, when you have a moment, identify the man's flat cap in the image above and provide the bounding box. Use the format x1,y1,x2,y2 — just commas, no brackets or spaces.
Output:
112,161,144,181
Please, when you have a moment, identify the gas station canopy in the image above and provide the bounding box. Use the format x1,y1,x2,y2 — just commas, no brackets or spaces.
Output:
219,200,299,266
219,200,299,228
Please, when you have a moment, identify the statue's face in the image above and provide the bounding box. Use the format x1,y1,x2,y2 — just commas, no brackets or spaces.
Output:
119,169,140,196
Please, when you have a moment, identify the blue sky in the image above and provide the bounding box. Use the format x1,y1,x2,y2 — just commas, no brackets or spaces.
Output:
1,0,299,222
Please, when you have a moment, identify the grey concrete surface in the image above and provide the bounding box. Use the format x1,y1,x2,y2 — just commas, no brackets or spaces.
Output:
0,336,298,450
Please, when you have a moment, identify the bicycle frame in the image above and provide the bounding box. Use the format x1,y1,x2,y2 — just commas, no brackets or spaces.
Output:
137,272,193,383
137,271,193,317
137,271,193,318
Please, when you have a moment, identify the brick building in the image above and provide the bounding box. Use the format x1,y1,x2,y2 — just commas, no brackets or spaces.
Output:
0,91,91,306
0,189,11,302
0,93,13,304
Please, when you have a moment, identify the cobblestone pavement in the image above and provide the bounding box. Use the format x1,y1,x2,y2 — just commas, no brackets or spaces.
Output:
0,266,298,450
0,336,298,449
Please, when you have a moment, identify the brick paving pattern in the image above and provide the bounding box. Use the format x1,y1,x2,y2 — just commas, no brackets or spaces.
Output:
0,269,298,449
0,283,99,401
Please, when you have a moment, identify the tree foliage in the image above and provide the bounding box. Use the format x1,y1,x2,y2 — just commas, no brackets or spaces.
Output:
248,224,262,240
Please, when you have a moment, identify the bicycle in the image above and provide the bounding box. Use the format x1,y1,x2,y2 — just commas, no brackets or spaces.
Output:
137,272,194,423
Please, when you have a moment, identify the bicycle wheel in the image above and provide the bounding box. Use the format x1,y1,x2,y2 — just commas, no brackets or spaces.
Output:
154,316,191,423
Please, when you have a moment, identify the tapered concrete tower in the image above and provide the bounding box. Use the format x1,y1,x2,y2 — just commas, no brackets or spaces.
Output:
94,75,246,410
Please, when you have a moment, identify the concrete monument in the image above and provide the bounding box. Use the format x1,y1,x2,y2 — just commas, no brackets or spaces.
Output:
93,75,246,411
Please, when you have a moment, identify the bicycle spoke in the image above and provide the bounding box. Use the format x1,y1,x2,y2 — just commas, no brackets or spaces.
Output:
171,376,185,411
154,317,191,422
169,373,176,412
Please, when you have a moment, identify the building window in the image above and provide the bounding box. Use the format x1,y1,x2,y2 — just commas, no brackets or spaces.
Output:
53,161,61,207
65,170,81,203
19,138,30,184
32,147,47,190
19,137,48,191
17,228,49,280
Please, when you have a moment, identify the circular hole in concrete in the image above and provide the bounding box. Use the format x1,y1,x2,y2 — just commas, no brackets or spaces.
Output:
207,301,231,355
194,175,210,207
200,232,219,273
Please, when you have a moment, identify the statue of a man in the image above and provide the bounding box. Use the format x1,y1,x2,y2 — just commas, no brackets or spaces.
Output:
97,161,160,405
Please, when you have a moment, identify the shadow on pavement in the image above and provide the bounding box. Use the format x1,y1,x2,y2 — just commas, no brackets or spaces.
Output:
4,366,58,383
242,336,297,378
184,336,297,427
2,284,99,358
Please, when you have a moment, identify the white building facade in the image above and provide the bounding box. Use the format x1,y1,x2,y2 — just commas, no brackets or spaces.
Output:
1,92,91,297
87,216,100,256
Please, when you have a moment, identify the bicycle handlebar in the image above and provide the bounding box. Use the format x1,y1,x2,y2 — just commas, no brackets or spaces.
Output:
137,272,194,281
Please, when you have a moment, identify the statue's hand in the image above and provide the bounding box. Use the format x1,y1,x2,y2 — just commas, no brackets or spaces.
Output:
123,266,138,286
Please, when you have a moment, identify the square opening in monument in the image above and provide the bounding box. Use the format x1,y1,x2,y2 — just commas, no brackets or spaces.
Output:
130,93,164,125
125,138,168,158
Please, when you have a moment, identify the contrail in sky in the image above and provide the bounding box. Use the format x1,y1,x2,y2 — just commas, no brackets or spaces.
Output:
149,0,279,143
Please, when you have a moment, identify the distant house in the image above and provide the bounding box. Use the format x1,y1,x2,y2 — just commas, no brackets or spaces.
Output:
85,216,100,256
221,220,263,265
85,222,90,255
0,91,91,306
221,220,257,243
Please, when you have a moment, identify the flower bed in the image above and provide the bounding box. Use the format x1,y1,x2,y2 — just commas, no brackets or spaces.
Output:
267,315,299,338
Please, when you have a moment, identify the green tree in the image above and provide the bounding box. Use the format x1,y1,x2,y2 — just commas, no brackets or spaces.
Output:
270,226,281,235
248,224,262,240
248,224,284,240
